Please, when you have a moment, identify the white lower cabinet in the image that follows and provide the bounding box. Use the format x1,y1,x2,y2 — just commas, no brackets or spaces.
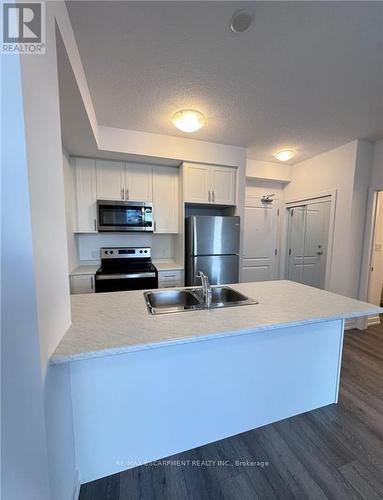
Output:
158,270,184,288
70,274,95,294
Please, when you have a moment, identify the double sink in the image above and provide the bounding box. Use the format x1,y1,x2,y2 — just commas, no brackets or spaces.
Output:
145,286,258,315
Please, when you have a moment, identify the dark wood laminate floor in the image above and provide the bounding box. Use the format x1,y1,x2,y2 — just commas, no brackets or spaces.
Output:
80,323,383,500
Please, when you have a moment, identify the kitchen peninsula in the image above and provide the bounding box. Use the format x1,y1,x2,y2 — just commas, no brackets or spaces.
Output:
52,280,382,484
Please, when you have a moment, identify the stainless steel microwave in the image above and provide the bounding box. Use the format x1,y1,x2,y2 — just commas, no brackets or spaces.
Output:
97,200,153,232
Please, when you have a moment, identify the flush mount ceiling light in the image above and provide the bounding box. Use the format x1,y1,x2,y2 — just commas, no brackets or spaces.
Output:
274,150,296,162
230,9,253,33
173,109,206,133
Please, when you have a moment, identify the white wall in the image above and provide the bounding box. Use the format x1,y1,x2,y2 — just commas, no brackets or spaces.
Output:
368,192,383,305
17,3,77,499
98,126,246,168
62,147,78,271
245,178,285,201
284,141,371,298
349,141,373,298
371,139,383,189
20,6,71,372
2,51,51,500
246,159,292,183
357,139,383,305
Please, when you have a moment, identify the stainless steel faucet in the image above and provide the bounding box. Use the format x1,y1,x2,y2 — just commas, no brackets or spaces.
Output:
196,271,212,308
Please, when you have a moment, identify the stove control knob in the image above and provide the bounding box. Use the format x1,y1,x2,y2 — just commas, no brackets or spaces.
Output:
105,251,108,254
110,251,114,254
140,250,143,253
144,250,148,253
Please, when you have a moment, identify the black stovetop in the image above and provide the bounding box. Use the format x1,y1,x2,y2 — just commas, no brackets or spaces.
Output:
96,260,157,275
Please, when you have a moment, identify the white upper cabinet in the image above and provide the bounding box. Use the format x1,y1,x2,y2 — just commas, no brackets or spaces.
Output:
125,163,153,202
184,163,236,205
184,164,211,204
153,167,179,233
75,157,97,232
96,161,152,202
210,166,236,205
96,160,125,201
73,157,178,234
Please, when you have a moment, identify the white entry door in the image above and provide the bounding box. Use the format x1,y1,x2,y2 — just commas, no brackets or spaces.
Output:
242,198,280,282
286,200,331,289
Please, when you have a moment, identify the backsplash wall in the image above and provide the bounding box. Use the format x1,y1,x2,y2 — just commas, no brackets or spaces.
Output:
76,233,176,261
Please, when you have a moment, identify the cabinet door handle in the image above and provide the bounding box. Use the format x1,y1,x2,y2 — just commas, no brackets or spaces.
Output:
212,190,215,202
94,219,97,231
208,190,211,203
154,221,157,232
126,188,129,200
121,188,125,200
91,276,94,289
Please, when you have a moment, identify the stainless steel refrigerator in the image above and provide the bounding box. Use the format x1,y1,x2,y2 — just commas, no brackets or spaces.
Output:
185,216,240,285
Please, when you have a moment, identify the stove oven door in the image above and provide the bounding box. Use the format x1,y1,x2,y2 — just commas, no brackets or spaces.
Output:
95,272,158,293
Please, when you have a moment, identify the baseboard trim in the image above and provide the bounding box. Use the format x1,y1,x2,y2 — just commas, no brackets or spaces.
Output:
345,316,381,331
345,319,357,330
367,315,381,327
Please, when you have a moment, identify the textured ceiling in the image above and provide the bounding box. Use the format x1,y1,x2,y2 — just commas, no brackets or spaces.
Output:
66,1,383,163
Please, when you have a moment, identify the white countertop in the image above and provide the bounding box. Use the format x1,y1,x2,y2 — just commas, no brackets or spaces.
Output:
153,261,184,271
69,265,100,276
51,280,382,365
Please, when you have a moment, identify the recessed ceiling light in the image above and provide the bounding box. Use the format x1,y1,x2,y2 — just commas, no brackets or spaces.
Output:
230,9,253,33
173,109,206,133
274,150,296,162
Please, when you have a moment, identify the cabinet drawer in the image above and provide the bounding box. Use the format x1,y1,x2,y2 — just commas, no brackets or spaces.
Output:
70,274,95,294
158,280,184,289
158,270,183,282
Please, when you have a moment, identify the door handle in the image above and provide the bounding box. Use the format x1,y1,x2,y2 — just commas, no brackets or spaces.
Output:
212,190,215,202
126,188,129,200
208,190,211,203
121,188,124,200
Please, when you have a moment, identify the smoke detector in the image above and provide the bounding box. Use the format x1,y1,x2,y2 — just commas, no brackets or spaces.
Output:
230,9,253,33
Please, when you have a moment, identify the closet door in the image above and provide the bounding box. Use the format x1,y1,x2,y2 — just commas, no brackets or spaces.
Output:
286,206,306,284
286,200,331,289
301,201,331,288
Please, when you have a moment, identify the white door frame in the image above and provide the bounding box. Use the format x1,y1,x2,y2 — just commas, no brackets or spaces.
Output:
358,188,383,328
280,189,337,291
